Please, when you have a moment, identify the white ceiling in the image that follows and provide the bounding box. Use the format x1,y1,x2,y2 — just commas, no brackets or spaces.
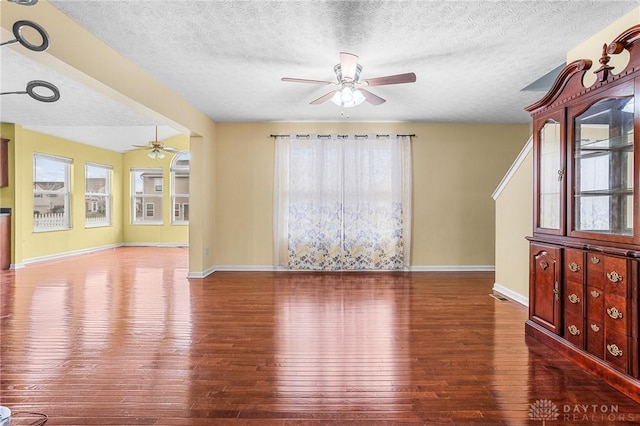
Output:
1,0,638,152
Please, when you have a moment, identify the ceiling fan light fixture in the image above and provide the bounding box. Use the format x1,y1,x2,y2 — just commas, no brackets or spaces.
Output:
148,150,165,160
331,86,365,108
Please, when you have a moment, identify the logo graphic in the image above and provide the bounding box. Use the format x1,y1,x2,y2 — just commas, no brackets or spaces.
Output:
529,399,559,425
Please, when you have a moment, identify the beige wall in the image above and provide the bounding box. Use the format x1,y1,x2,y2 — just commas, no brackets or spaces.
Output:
215,122,529,268
494,146,532,303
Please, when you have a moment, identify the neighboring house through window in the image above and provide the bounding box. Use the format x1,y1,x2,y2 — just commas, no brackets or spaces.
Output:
33,153,72,231
131,168,163,223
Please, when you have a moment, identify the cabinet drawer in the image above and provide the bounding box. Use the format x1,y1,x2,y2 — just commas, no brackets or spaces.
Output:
603,256,629,297
564,281,584,317
586,252,605,289
565,249,584,284
565,311,584,348
605,329,629,374
585,286,604,323
604,294,628,335
586,320,604,359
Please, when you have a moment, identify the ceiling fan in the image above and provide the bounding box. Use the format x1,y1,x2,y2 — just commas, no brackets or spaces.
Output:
282,52,416,108
131,126,180,159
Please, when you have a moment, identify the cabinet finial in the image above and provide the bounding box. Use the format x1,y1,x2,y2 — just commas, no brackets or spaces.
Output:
594,43,614,82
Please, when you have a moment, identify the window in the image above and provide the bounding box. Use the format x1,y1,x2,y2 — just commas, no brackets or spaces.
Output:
33,154,71,231
131,168,163,224
85,163,112,227
171,152,190,224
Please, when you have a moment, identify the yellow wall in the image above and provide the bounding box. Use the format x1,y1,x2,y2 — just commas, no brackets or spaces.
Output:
1,0,217,274
7,124,124,264
1,125,190,265
122,133,190,245
215,122,529,268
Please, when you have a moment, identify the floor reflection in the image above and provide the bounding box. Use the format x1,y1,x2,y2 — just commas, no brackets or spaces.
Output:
275,274,410,411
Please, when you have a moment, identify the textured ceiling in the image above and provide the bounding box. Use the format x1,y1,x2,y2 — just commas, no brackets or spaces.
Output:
1,0,638,151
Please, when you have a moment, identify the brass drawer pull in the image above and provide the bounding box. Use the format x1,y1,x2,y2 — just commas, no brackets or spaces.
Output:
591,256,600,264
567,325,581,336
607,271,622,283
590,290,600,298
569,262,580,272
607,307,623,320
568,293,580,304
590,324,600,332
607,343,623,357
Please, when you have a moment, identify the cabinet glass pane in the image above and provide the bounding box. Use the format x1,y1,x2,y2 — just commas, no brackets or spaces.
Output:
574,96,634,235
539,120,561,229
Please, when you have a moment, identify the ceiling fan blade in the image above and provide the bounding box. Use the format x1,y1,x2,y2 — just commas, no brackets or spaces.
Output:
281,77,334,85
340,52,359,81
362,72,417,87
310,90,338,105
360,89,386,105
162,146,181,153
132,144,151,148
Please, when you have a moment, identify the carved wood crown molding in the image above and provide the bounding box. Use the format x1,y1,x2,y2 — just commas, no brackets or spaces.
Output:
526,24,640,115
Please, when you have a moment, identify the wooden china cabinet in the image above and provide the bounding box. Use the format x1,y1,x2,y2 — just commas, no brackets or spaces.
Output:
525,24,640,402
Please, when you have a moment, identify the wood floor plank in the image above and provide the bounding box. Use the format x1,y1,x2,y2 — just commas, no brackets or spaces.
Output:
1,247,640,425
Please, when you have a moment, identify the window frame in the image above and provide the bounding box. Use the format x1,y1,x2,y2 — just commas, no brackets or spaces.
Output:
33,153,72,232
171,152,190,225
85,162,112,228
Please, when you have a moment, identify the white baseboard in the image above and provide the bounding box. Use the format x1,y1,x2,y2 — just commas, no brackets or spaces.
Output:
187,264,496,279
22,243,124,266
492,283,528,307
410,265,495,272
122,242,188,248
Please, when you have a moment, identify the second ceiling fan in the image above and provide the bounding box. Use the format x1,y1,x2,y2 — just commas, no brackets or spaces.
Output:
282,52,416,108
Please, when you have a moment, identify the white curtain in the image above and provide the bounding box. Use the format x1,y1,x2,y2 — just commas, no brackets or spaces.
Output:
274,134,411,270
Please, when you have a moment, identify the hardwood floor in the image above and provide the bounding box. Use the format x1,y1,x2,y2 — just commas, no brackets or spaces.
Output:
1,247,639,425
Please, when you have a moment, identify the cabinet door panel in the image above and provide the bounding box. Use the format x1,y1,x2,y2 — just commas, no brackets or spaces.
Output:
530,243,562,334
534,112,565,235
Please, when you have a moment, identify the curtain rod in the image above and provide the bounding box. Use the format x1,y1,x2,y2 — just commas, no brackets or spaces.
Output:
269,133,415,138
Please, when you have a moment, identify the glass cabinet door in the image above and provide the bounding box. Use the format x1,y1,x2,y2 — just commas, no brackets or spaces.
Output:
539,120,562,231
573,95,634,236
